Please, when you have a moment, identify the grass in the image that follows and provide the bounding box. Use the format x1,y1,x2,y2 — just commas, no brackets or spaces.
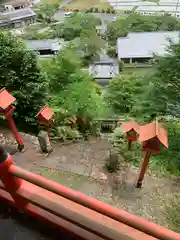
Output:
165,195,180,232
39,0,62,3
122,66,155,76
65,0,111,10
35,167,90,190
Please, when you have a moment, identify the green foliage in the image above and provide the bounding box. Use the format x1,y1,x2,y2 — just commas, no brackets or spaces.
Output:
35,3,59,23
107,14,180,45
109,127,124,148
151,117,180,175
105,74,143,114
48,47,82,92
55,126,82,141
118,60,124,72
75,29,105,65
0,31,48,127
53,13,101,41
107,45,117,58
59,79,106,121
22,31,53,40
165,196,180,232
132,41,180,121
105,148,120,173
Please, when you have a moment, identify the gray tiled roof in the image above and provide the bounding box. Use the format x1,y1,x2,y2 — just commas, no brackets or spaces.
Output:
26,39,63,51
0,8,35,23
89,61,119,79
117,31,179,59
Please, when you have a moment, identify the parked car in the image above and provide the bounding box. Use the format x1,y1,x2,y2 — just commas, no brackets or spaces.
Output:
65,12,73,17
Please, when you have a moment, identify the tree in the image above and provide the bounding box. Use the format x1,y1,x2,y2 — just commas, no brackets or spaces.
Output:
47,47,82,92
74,28,105,65
35,3,59,23
105,74,143,114
53,13,101,41
0,31,48,127
132,41,180,120
107,14,180,45
58,78,106,134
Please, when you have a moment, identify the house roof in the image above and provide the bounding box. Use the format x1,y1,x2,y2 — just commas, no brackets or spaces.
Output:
89,61,119,79
121,120,140,134
2,0,30,7
139,121,168,148
0,8,36,23
26,39,63,52
117,31,179,59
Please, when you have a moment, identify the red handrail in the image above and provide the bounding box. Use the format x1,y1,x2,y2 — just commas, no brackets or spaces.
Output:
7,164,180,240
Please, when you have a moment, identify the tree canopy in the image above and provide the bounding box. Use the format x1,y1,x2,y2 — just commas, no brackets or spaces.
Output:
105,74,143,114
35,3,59,23
132,41,180,121
107,14,180,44
53,13,101,41
0,31,48,127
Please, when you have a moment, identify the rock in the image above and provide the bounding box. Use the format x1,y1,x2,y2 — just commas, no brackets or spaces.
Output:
99,172,108,181
37,130,52,154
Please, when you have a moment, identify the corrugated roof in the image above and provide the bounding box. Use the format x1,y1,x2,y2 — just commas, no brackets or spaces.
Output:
117,31,179,59
26,39,63,51
0,8,35,22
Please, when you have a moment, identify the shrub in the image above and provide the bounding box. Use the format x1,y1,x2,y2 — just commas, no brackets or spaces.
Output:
107,46,117,58
109,127,124,148
105,148,120,172
89,7,94,12
55,126,82,141
101,9,105,13
106,8,112,13
151,116,180,175
94,8,99,13
118,60,124,72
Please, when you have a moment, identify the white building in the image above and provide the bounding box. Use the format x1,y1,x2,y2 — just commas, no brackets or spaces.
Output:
107,0,180,17
117,31,179,63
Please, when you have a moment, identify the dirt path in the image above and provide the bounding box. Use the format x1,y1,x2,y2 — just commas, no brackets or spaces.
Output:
0,128,179,231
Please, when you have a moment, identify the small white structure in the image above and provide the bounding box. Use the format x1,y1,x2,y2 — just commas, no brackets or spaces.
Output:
117,31,179,63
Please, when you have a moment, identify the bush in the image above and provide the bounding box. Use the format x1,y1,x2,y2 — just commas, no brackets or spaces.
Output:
109,127,124,148
109,127,142,166
101,9,105,13
107,46,117,58
118,60,124,72
89,7,94,12
94,8,99,13
55,126,82,141
151,116,180,175
105,148,120,172
106,8,112,13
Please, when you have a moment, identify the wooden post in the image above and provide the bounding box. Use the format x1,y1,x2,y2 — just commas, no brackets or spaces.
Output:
136,151,151,188
128,139,132,150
